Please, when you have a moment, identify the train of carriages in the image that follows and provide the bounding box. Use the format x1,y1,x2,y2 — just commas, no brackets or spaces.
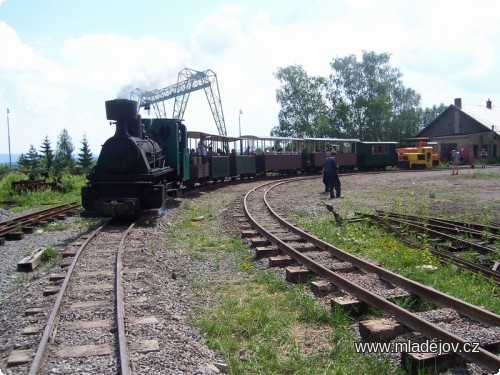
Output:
81,99,407,217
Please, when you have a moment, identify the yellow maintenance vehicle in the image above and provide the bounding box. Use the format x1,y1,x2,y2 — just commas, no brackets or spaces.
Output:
396,145,434,169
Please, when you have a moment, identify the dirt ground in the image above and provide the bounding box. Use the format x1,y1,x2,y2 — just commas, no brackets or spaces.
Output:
275,166,500,225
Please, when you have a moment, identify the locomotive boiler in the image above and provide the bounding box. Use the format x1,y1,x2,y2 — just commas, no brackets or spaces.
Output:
81,99,176,217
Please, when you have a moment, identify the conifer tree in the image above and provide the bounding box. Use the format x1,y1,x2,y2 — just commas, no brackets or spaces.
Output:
77,133,94,168
39,135,54,172
17,153,29,170
26,144,40,170
53,129,75,173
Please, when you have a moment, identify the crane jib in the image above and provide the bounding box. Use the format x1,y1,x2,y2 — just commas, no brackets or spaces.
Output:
130,68,227,137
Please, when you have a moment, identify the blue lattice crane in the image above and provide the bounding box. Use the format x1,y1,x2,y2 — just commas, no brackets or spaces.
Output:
130,68,227,136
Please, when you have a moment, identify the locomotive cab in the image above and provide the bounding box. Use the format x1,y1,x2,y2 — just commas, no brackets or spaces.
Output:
143,118,190,183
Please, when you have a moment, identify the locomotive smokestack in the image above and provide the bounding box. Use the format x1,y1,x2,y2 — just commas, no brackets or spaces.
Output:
105,99,138,137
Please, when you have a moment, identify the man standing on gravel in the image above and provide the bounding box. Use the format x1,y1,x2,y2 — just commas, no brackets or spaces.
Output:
452,149,460,175
480,148,488,169
323,151,341,199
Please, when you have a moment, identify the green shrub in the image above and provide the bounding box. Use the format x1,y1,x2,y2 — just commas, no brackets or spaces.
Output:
0,171,86,210
0,172,28,201
41,246,58,262
58,174,86,193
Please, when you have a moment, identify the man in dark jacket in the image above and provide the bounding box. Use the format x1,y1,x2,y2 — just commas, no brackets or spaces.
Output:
323,151,341,199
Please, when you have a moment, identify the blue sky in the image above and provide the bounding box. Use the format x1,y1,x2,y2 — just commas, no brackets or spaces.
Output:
1,0,499,155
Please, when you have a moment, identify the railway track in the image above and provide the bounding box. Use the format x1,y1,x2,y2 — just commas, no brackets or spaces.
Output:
4,216,164,374
240,178,500,373
372,210,499,254
25,218,134,374
373,210,500,236
359,211,500,285
0,203,79,243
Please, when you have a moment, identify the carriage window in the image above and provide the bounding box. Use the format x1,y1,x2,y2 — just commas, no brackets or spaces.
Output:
383,145,389,154
372,146,377,154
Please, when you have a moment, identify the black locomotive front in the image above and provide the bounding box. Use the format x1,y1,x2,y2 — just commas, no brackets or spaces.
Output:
81,99,174,217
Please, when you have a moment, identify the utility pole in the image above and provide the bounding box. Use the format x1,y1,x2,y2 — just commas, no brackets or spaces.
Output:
7,108,11,169
238,109,243,137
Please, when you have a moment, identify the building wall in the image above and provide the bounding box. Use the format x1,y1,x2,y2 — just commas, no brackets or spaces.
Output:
433,132,498,163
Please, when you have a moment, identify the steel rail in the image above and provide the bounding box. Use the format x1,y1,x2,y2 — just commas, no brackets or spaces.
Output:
0,202,78,226
28,221,107,375
429,248,500,283
412,221,500,243
365,214,500,285
0,203,80,237
374,215,499,257
115,221,137,375
28,218,135,375
375,210,500,236
373,212,500,244
243,179,500,371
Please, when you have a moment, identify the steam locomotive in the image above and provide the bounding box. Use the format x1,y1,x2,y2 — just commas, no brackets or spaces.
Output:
81,99,183,217
82,98,398,217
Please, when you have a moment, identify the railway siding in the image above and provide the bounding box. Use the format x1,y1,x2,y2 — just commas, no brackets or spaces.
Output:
240,177,500,373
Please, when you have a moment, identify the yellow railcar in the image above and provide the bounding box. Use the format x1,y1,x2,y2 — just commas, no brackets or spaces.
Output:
397,146,434,169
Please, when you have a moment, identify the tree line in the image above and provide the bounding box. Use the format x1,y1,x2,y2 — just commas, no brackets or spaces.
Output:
15,129,94,174
272,51,447,141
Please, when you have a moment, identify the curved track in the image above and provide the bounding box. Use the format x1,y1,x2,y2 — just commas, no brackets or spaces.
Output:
243,178,500,373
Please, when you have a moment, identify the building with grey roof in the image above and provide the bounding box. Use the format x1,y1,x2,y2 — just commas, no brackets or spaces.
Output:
416,98,499,163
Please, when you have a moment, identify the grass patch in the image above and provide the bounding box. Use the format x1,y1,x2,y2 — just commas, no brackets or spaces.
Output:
13,273,35,291
41,245,58,262
0,172,86,211
171,194,401,373
40,221,70,232
169,200,245,258
75,217,107,232
194,272,400,375
40,245,60,269
298,219,499,314
459,170,500,179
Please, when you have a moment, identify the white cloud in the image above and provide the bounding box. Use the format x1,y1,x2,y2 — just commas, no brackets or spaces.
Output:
190,5,244,57
0,22,67,81
61,34,191,92
0,22,73,119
